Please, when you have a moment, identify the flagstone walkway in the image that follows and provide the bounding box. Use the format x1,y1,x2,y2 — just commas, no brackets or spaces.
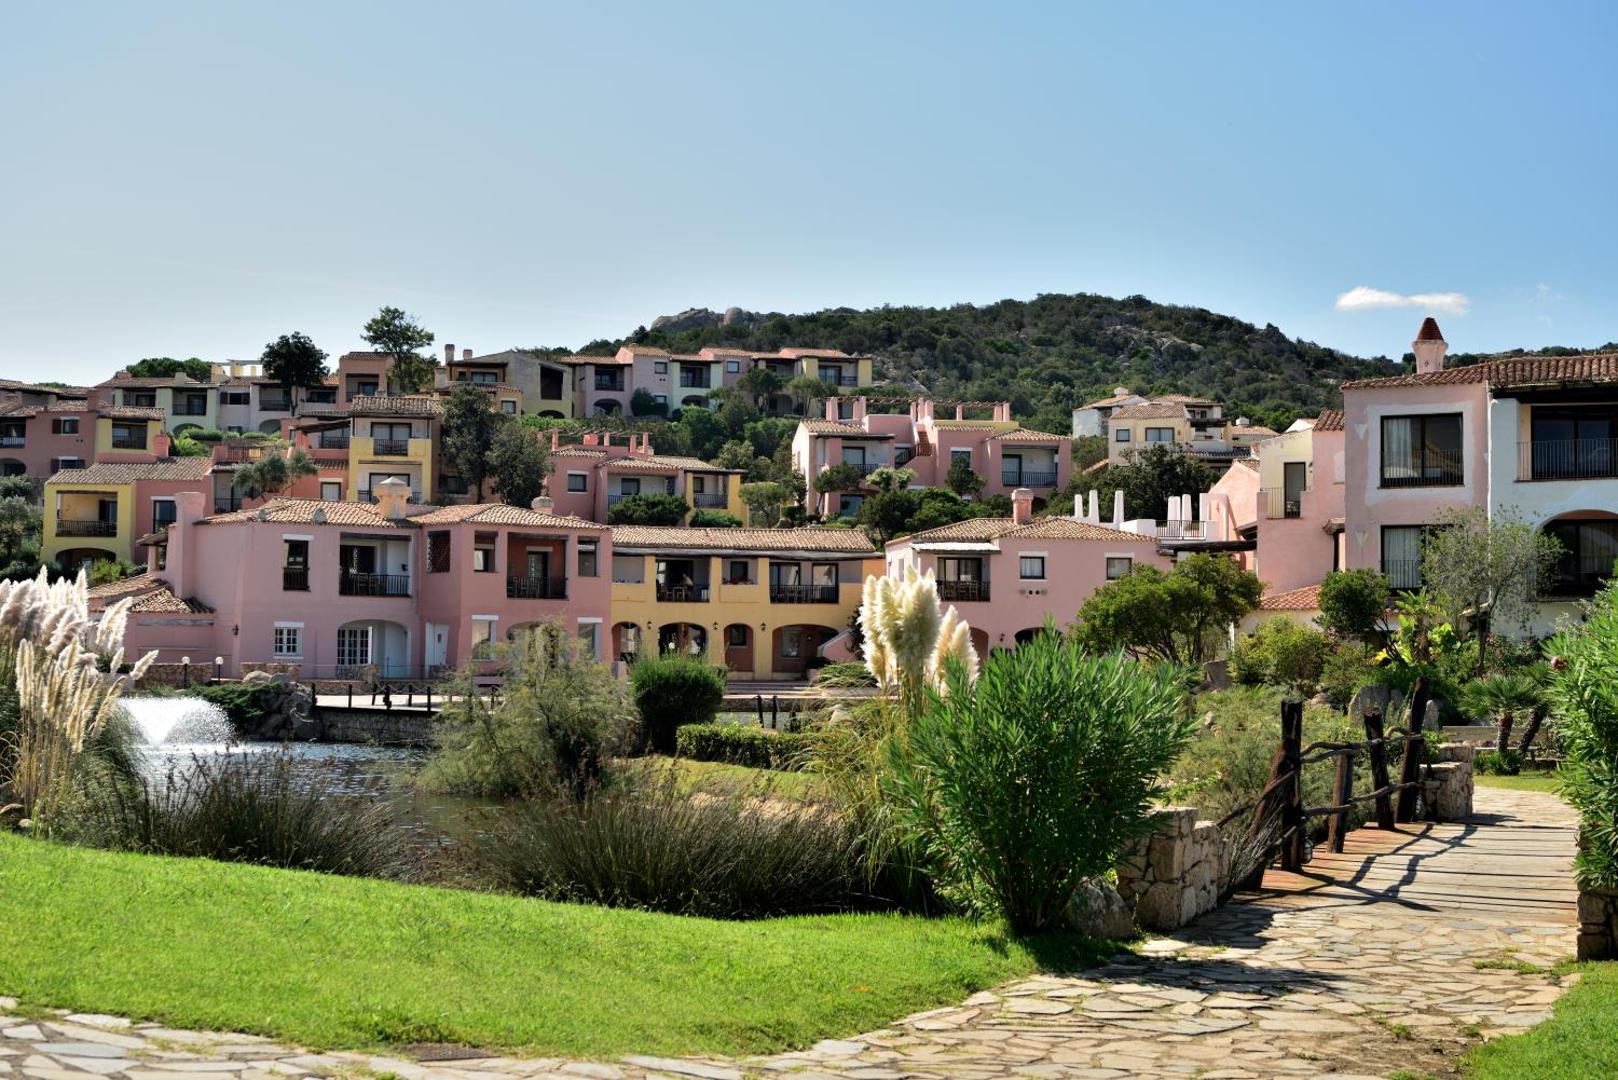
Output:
1,787,1579,1080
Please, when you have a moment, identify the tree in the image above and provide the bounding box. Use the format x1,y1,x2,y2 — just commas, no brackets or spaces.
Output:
630,388,667,417
488,423,550,508
785,374,832,415
1074,554,1263,666
607,493,689,526
736,366,783,411
710,440,761,477
235,447,318,498
945,456,984,497
0,496,42,580
1463,669,1548,772
1231,617,1331,695
1103,444,1214,521
260,332,329,415
1317,569,1391,644
127,357,212,382
739,481,794,526
362,306,437,393
1420,506,1564,662
813,462,867,516
688,509,742,528
441,385,504,500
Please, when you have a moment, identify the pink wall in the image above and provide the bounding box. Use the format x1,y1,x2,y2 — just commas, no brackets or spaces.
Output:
4,409,97,478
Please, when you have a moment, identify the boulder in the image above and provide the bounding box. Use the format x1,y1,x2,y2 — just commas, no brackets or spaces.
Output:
1067,878,1135,939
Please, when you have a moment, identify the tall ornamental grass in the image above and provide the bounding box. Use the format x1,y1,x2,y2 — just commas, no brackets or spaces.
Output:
883,633,1195,933
1546,583,1618,888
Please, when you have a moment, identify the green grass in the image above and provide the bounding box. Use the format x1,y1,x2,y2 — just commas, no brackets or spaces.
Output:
1474,772,1561,794
1465,962,1618,1079
0,833,1108,1057
626,755,828,801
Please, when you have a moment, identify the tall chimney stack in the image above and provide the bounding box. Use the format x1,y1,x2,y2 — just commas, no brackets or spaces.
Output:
1413,318,1448,375
444,343,455,366
462,348,473,360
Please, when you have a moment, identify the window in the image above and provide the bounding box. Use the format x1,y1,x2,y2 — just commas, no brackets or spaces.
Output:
894,446,914,466
950,448,972,467
221,391,250,406
727,559,751,584
272,625,303,658
725,360,740,373
50,456,83,471
336,626,371,668
473,542,495,572
1543,519,1618,596
110,423,146,448
470,617,498,659
372,421,412,442
618,478,641,498
1115,428,1132,442
427,531,451,573
578,620,599,660
127,392,157,408
841,447,866,467
726,625,748,647
654,360,668,374
1381,526,1425,589
283,539,309,590
567,472,588,492
358,381,378,396
1105,556,1133,580
51,417,79,435
306,388,336,404
578,540,598,578
500,400,517,414
653,394,667,405
780,628,802,658
1380,414,1463,487
1145,427,1175,442
320,481,342,501
1528,406,1618,480
1019,555,1046,580
151,498,177,529
612,555,645,583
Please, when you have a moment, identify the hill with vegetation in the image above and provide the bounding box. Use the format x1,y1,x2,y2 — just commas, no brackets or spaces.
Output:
589,294,1402,433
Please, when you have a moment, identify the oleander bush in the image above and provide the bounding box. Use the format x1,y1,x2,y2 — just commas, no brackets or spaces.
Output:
630,653,727,754
1546,583,1618,888
675,723,821,771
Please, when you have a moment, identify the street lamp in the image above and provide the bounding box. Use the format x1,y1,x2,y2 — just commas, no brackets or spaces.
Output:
214,656,224,684
180,656,191,690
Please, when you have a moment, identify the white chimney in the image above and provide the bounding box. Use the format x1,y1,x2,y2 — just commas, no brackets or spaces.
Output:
1413,317,1448,375
374,477,411,520
531,496,554,514
1112,490,1124,527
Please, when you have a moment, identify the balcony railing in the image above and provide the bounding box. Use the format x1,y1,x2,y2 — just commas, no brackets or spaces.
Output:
260,398,292,412
372,439,410,456
770,584,839,604
356,489,422,503
1158,519,1208,539
1383,559,1422,590
339,571,411,597
56,518,117,537
0,436,24,448
507,575,567,599
214,495,243,513
1380,451,1463,488
937,580,990,602
1261,487,1302,519
678,375,712,389
318,433,351,450
656,583,710,603
283,566,309,591
1003,470,1058,487
691,491,727,508
1518,438,1618,481
172,403,210,416
110,437,147,450
822,374,859,387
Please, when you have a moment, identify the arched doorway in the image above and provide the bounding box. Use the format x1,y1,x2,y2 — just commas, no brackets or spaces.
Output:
1541,511,1618,598
593,400,622,416
771,623,837,678
172,423,203,438
538,410,565,420
256,419,281,435
57,547,117,573
658,622,708,658
723,623,754,674
1014,626,1059,647
680,395,708,410
336,619,410,679
0,459,25,477
969,627,991,662
613,622,643,664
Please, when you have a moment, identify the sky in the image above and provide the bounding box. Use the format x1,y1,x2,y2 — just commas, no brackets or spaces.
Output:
2,1,1615,383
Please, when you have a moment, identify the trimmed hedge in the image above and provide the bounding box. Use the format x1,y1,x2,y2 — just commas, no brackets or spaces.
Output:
675,723,821,772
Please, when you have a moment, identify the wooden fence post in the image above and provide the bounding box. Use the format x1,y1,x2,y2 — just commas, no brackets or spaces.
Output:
1326,748,1354,853
1365,708,1395,830
1406,675,1430,735
1395,732,1424,823
1280,698,1305,871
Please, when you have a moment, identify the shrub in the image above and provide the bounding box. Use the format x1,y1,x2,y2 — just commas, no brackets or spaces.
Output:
176,681,276,726
630,652,726,754
606,492,690,526
1547,585,1618,888
630,388,667,417
47,751,411,879
1475,749,1525,776
1231,617,1330,695
422,627,636,799
688,509,743,528
466,768,890,918
1317,569,1390,644
1319,640,1381,707
814,661,876,688
883,635,1195,932
675,723,820,771
0,475,34,500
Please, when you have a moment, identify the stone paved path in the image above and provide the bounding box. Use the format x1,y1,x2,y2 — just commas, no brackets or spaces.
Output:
1,787,1579,1080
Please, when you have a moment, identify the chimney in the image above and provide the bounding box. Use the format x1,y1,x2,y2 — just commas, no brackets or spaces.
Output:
164,490,209,600
444,344,455,365
462,348,472,360
954,404,965,420
1413,317,1448,375
531,496,554,514
434,367,448,388
852,396,867,421
1011,488,1034,526
1087,489,1099,523
1112,490,1125,527
550,430,560,451
374,477,411,520
152,432,171,458
824,397,839,421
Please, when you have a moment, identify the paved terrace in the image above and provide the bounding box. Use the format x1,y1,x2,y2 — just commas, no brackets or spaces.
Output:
0,787,1578,1080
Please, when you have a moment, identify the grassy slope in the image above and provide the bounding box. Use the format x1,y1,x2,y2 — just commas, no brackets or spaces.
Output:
0,834,1105,1057
1474,772,1561,794
1466,964,1618,1079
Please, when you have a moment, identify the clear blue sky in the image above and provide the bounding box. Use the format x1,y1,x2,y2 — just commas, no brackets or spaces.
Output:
3,1,1614,383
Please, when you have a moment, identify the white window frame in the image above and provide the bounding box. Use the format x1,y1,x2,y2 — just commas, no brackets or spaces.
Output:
320,481,342,501
725,360,740,373
1019,552,1047,580
272,622,304,659
1115,428,1132,442
578,617,603,660
470,614,499,659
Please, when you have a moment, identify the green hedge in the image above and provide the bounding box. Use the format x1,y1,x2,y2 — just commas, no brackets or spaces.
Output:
675,723,821,772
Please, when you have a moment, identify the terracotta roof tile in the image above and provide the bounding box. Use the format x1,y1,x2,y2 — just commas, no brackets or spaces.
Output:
1314,410,1344,431
610,525,877,554
904,516,1155,544
87,573,212,614
1110,402,1189,421
202,497,420,529
48,458,215,485
412,503,606,530
1416,317,1445,343
604,455,735,473
799,419,895,437
100,405,166,421
1341,353,1618,391
1259,583,1323,611
1077,391,1142,410
985,427,1068,443
346,394,444,417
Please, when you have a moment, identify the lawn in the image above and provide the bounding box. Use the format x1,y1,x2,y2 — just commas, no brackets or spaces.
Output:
1465,962,1618,1078
1474,771,1562,794
0,833,1107,1057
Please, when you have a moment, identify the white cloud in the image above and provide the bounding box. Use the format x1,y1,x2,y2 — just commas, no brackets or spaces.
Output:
1334,285,1470,315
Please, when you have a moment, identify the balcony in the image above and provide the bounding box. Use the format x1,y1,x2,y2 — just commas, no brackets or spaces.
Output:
173,403,210,417
770,584,839,604
1003,470,1058,487
1261,488,1302,519
318,433,351,450
1518,438,1618,482
1157,519,1208,539
691,491,727,508
283,566,309,591
56,518,117,537
260,398,292,413
678,375,712,389
656,583,710,603
338,571,411,597
1544,556,1616,598
0,436,23,448
937,580,990,602
821,373,859,387
594,376,625,392
507,575,568,599
110,437,148,450
373,439,410,456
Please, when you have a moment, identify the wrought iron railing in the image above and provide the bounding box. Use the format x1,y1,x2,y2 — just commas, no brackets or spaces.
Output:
1380,450,1463,488
937,580,990,602
507,575,567,599
57,518,117,537
1518,438,1618,481
691,491,727,508
1003,470,1058,487
372,439,410,456
770,584,839,604
656,583,710,603
338,571,411,597
283,566,309,591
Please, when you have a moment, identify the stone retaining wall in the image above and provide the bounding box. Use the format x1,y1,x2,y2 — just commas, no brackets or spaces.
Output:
313,707,436,746
1426,745,1475,821
1578,882,1618,960
1116,807,1224,931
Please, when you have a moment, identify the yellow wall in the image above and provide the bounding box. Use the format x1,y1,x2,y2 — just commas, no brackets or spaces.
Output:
347,435,434,502
94,418,162,456
684,472,747,521
1256,428,1315,490
1109,418,1191,460
608,554,877,678
42,483,132,565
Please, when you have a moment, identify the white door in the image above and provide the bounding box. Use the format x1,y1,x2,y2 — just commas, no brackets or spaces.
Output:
425,623,448,673
337,625,372,671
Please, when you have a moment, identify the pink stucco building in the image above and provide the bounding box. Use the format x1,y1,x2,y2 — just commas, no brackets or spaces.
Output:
545,431,745,523
100,481,612,676
792,396,1072,517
